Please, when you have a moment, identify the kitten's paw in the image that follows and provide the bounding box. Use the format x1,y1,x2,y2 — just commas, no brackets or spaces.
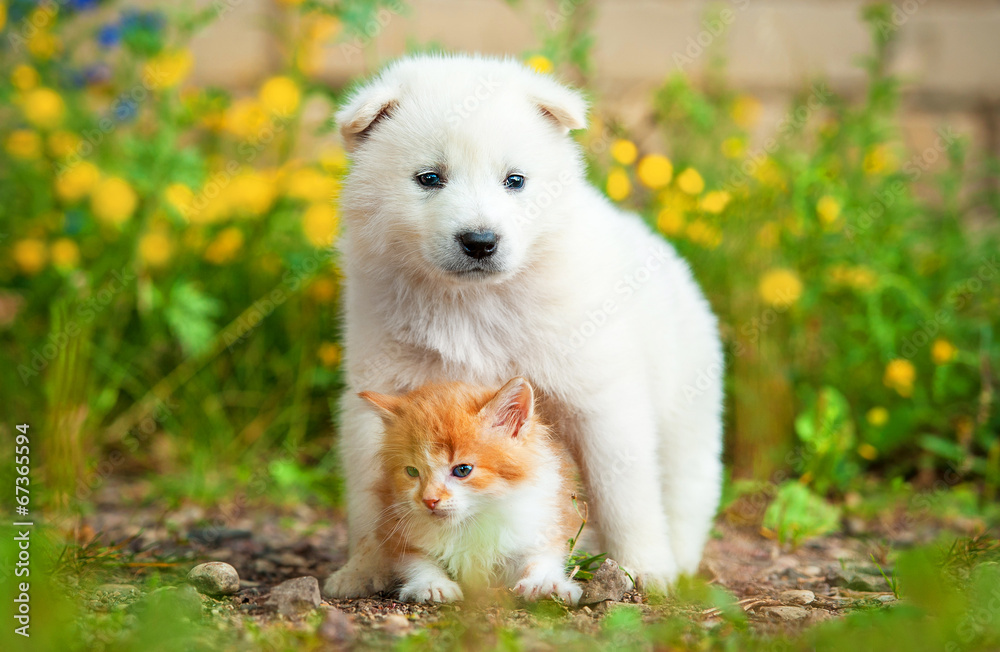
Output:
514,572,583,606
616,554,678,595
399,577,464,603
324,563,391,598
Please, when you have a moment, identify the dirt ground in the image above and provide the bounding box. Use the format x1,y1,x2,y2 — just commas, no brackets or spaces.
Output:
67,477,976,647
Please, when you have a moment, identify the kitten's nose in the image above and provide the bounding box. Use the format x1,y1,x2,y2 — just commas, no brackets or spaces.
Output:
422,497,439,511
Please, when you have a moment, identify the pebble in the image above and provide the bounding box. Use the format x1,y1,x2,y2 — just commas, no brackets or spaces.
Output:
266,576,322,617
320,607,358,644
95,584,140,598
579,559,629,606
760,605,810,621
188,562,241,596
381,613,412,636
830,568,890,593
780,589,816,605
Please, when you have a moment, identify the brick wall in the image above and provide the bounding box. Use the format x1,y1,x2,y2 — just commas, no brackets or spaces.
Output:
186,0,1000,166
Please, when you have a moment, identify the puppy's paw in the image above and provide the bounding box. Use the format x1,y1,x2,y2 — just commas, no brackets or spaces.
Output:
399,577,464,603
514,571,583,606
324,563,391,598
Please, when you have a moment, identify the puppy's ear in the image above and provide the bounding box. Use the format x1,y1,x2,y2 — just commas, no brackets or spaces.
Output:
526,74,588,134
358,391,402,422
479,377,535,439
336,82,398,151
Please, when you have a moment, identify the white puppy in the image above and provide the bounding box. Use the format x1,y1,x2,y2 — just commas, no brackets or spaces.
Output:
325,54,723,598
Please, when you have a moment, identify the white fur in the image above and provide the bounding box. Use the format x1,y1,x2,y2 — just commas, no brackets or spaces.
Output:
324,54,724,597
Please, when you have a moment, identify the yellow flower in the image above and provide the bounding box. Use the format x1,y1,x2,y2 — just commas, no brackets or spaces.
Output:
526,55,553,74
55,162,101,202
13,239,48,275
319,147,348,173
27,32,60,60
857,443,878,461
699,190,731,214
605,169,631,201
730,94,762,129
676,168,705,195
230,170,277,216
143,50,193,90
816,195,841,225
305,14,342,42
5,130,42,159
758,268,803,307
302,203,339,247
164,183,194,217
721,137,745,159
827,265,877,291
285,167,336,202
204,227,244,264
224,99,268,138
656,207,685,236
318,342,342,368
48,130,80,158
883,359,916,397
0,2,6,31
863,144,895,176
21,87,65,129
277,0,306,5
139,231,173,268
11,65,40,91
50,238,80,271
866,407,889,427
636,154,673,190
308,277,338,304
685,220,722,249
259,76,301,116
753,157,785,189
91,177,138,226
931,339,957,365
610,139,638,166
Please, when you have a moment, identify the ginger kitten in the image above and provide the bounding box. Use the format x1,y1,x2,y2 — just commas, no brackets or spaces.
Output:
359,377,583,604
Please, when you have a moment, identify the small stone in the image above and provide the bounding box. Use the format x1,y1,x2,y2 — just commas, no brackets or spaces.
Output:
146,586,203,620
266,576,321,617
188,562,240,596
780,589,816,605
830,568,890,593
95,584,140,598
877,594,897,603
320,607,357,644
381,613,412,636
579,559,629,606
760,605,809,621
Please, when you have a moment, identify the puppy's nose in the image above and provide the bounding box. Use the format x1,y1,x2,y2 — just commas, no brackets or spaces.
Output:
423,497,439,511
457,231,497,259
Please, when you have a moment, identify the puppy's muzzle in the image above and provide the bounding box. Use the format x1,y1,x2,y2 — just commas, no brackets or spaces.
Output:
456,230,498,259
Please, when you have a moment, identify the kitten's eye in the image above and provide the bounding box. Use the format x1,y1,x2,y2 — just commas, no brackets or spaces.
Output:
405,466,420,478
452,464,473,478
503,174,525,190
416,172,444,188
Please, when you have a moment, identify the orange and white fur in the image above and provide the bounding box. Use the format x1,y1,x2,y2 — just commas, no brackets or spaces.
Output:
325,54,723,598
360,377,581,604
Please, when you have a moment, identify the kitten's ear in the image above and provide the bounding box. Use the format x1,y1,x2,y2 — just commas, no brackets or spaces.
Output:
480,377,535,439
358,391,402,421
336,80,398,151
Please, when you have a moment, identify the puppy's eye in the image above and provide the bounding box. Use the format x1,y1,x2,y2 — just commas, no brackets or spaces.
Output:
416,172,444,188
504,174,525,190
451,464,473,478
405,466,420,478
